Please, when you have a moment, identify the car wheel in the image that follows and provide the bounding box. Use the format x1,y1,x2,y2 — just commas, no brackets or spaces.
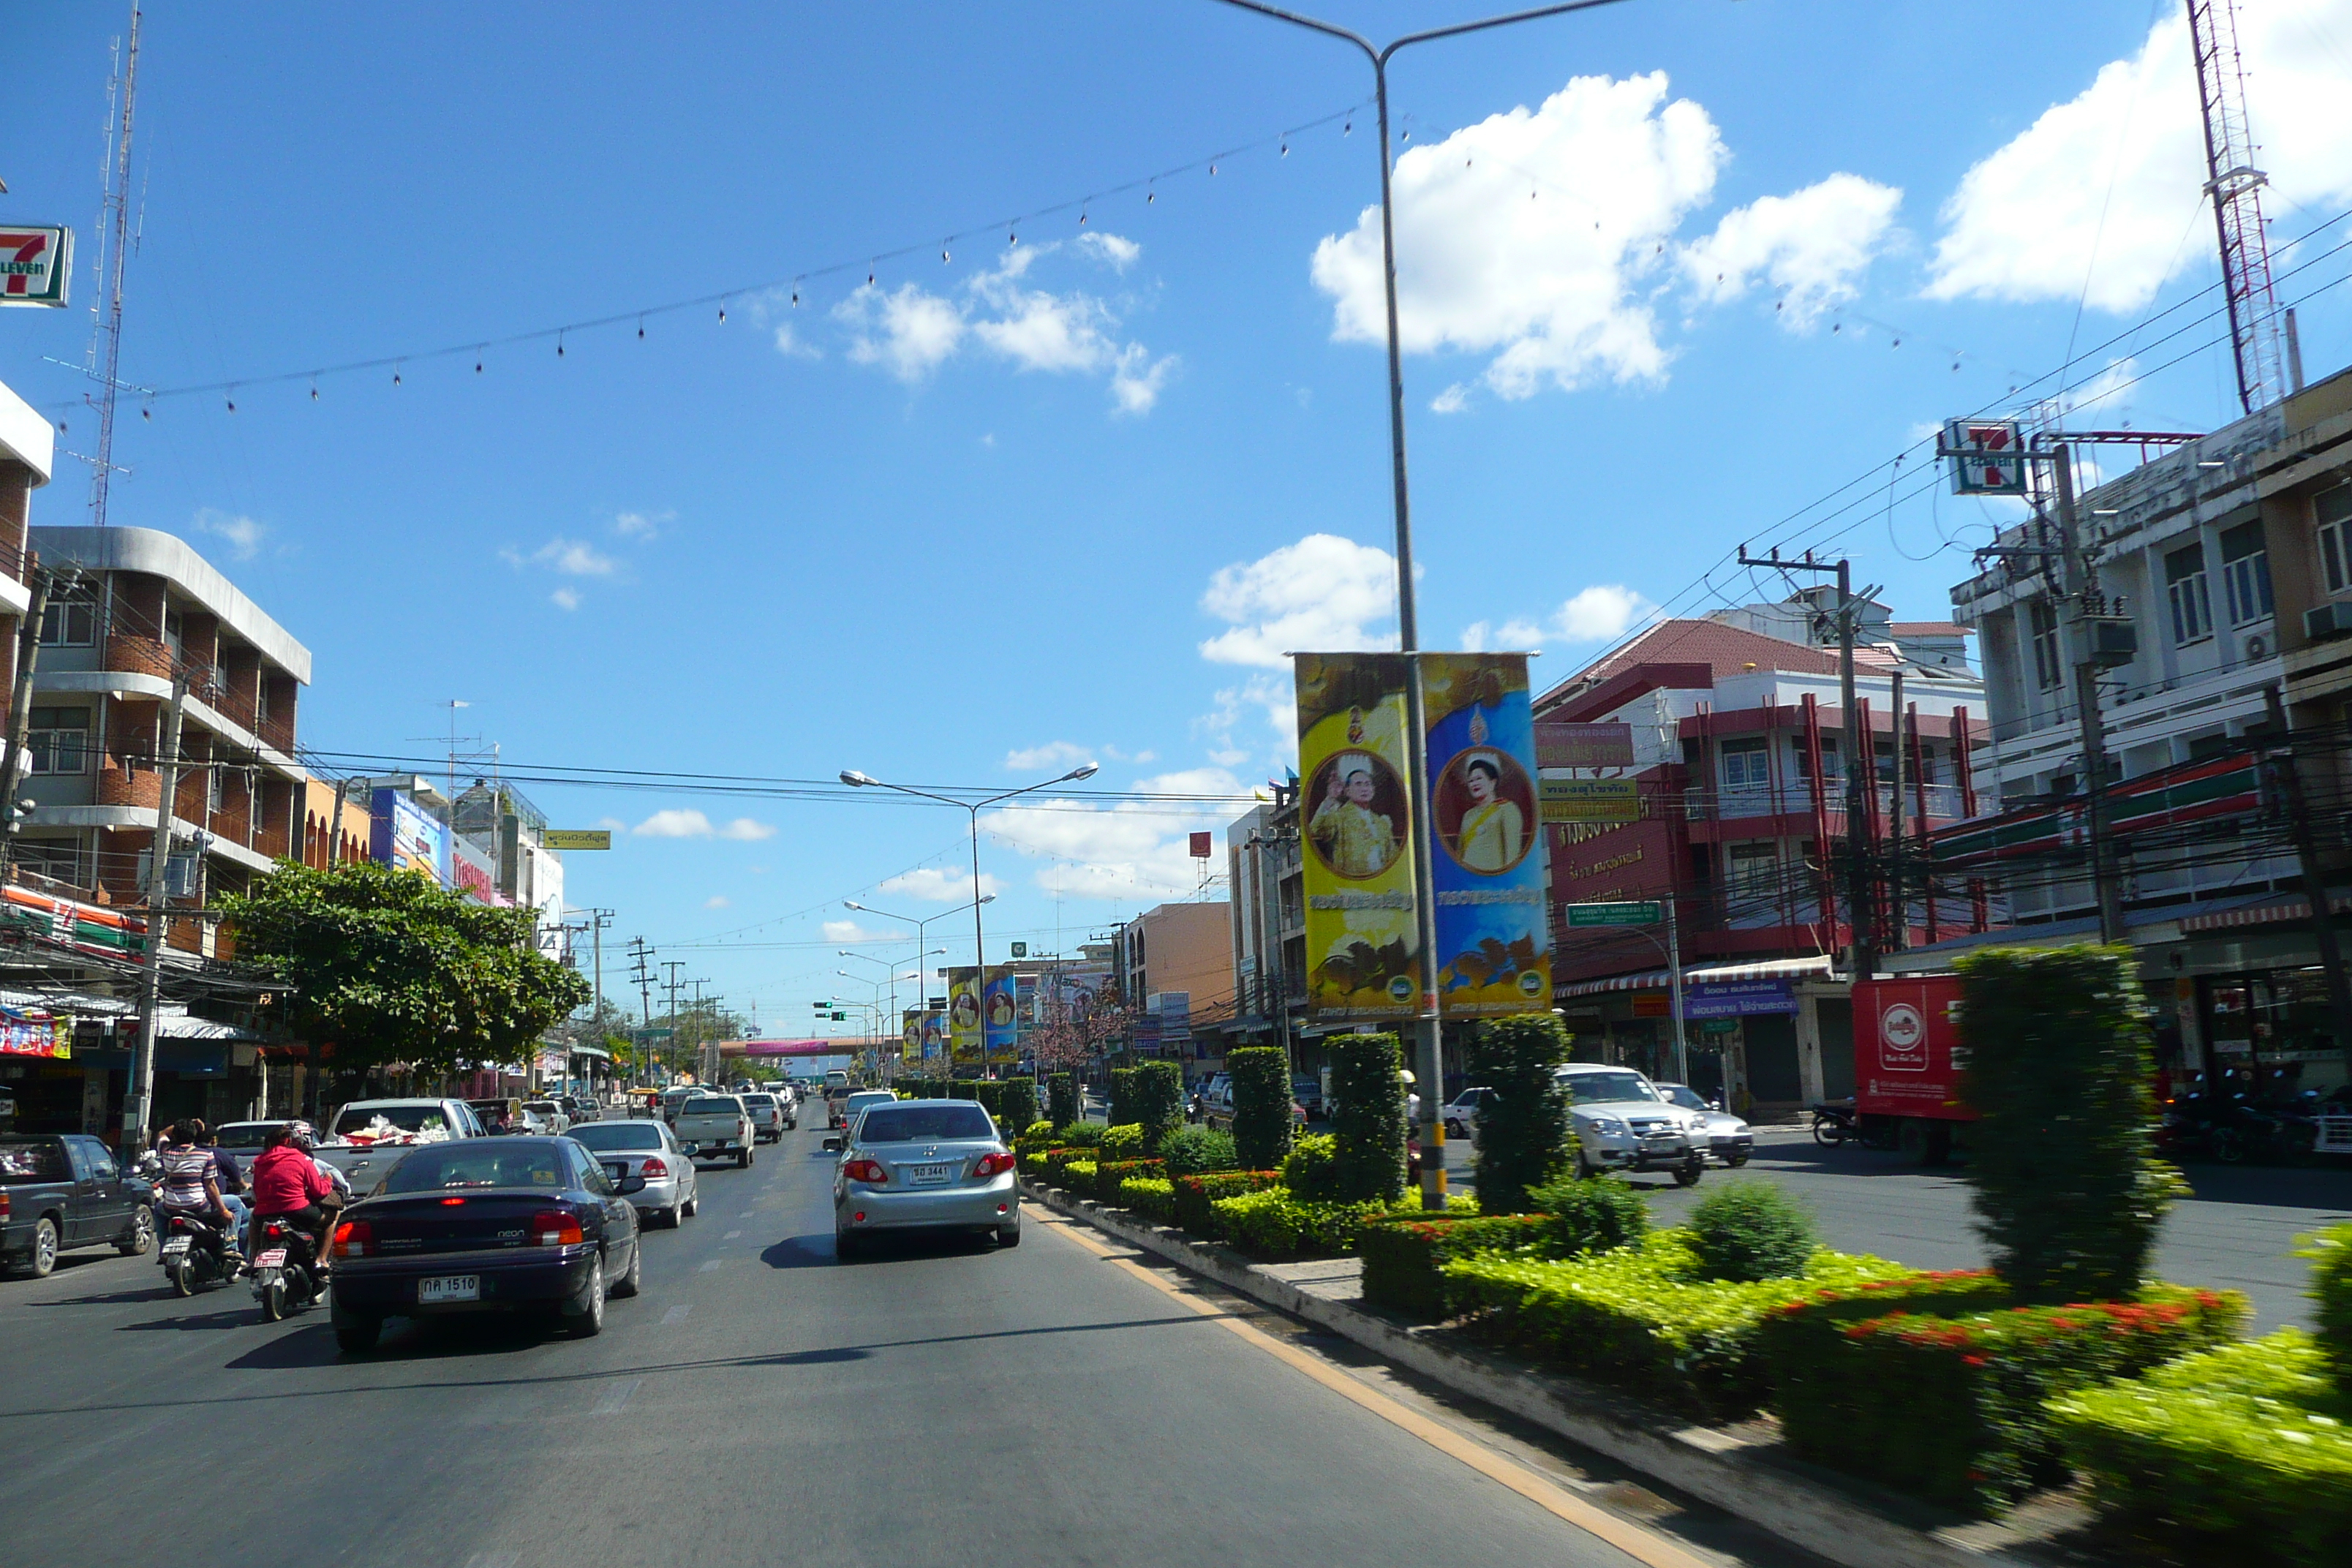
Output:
25,1216,59,1278
118,1203,155,1256
1673,1156,1705,1188
610,1240,644,1298
568,1256,606,1337
997,1223,1022,1248
653,1206,677,1230
834,1229,859,1262
1573,1149,1595,1181
682,1193,698,1218
1445,1118,1463,1139
331,1296,380,1354
1728,1151,1750,1168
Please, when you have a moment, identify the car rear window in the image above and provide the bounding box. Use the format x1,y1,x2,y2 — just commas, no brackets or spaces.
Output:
742,1094,775,1109
0,1139,68,1182
845,1093,895,1111
569,1124,663,1153
682,1098,741,1115
214,1123,282,1149
856,1104,995,1143
333,1105,452,1138
382,1144,569,1193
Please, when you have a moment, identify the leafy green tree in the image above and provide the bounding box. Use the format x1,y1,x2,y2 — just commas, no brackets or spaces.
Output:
225,859,590,1078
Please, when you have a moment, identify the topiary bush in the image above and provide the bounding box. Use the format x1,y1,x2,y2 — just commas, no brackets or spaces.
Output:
1213,1188,1395,1262
1329,1033,1408,1204
1158,1125,1237,1178
1172,1170,1284,1237
1134,1060,1184,1154
1057,1120,1107,1149
1360,1213,1556,1320
1959,943,2180,1304
1120,1176,1177,1226
1464,1014,1574,1214
1047,1072,1079,1131
2301,1223,2352,1391
1099,1123,1147,1163
1015,1120,1057,1149
1227,1046,1294,1170
1108,1066,1139,1130
1687,1182,1817,1283
1524,1172,1651,1259
1282,1132,1341,1201
998,1077,1039,1135
1096,1157,1164,1203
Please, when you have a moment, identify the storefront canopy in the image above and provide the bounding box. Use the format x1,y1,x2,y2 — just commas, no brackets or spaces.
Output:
1555,955,1837,1000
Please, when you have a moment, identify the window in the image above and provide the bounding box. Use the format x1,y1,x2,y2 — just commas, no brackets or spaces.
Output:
38,589,97,648
2219,519,2273,626
1727,841,1780,900
2319,487,2352,596
2029,601,2064,690
1793,737,1840,781
27,707,88,775
2167,542,2213,645
1720,737,1769,791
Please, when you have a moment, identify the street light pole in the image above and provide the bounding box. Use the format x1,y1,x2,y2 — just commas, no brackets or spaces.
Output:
1210,0,1632,1210
846,894,994,1036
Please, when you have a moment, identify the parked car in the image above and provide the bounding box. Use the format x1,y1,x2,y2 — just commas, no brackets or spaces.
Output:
1441,1087,1495,1140
1556,1063,1705,1186
568,1120,698,1227
826,1098,1018,1256
558,1094,600,1125
0,1133,156,1277
522,1100,570,1135
674,1095,756,1167
315,1098,488,1193
325,1135,644,1352
1655,1082,1753,1167
740,1092,789,1142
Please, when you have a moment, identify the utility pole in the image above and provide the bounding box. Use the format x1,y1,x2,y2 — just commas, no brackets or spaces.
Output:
2051,448,2126,943
661,960,685,1083
0,559,53,878
1888,668,1906,954
125,668,189,1158
1742,547,1874,975
1665,892,1688,1088
627,936,654,1088
2262,686,2352,1074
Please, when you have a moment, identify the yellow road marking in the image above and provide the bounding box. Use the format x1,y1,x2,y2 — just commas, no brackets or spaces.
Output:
1035,1212,1713,1568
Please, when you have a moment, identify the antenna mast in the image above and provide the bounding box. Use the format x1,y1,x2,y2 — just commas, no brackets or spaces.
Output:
88,4,143,527
2187,0,2285,414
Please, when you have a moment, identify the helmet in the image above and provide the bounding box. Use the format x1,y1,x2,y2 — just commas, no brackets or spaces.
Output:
287,1120,317,1151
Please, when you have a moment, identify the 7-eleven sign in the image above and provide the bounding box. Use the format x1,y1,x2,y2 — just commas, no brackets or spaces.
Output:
0,227,71,308
1943,418,2026,496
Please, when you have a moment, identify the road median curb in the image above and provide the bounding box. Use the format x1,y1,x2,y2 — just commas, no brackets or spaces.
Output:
1022,1178,2082,1568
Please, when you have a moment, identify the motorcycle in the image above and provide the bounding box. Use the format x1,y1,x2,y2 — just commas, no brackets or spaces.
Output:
250,1215,323,1322
159,1210,240,1295
1809,1099,1860,1147
2157,1090,2272,1164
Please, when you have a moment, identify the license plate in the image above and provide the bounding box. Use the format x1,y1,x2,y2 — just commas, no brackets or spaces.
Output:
418,1275,480,1304
255,1248,287,1268
904,1163,952,1186
162,1237,192,1255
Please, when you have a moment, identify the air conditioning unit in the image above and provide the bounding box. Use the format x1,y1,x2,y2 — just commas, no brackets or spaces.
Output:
2243,632,2270,661
2306,601,2352,643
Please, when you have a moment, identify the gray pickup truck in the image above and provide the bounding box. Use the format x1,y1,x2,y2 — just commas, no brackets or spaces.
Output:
313,1098,488,1194
0,1133,156,1278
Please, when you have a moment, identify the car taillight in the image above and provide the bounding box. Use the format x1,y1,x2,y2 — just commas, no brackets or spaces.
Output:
332,1219,373,1259
972,1152,1016,1178
843,1158,887,1184
529,1209,585,1247
1,1190,14,1219
640,1156,668,1177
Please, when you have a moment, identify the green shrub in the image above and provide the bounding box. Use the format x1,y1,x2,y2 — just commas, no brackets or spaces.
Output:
1464,1014,1573,1214
1015,1120,1058,1150
1329,1034,1408,1203
1228,1046,1294,1170
1063,1158,1098,1192
1282,1132,1340,1201
1096,1158,1165,1203
1108,1066,1139,1129
1765,1280,2247,1515
2051,1329,2352,1563
1100,1123,1147,1163
1213,1188,1392,1262
1524,1172,1650,1258
1135,1060,1184,1154
1058,1121,1107,1150
1447,1230,1920,1421
1360,1213,1556,1320
1158,1126,1237,1178
1120,1176,1177,1225
1043,1148,1094,1187
2302,1224,2352,1390
1017,1145,1068,1178
1171,1170,1284,1238
1959,944,2179,1304
1047,1072,1079,1131
998,1078,1039,1134
1687,1182,1817,1283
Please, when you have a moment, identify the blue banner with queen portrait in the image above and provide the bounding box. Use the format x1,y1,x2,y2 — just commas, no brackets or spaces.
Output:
1422,652,1552,1017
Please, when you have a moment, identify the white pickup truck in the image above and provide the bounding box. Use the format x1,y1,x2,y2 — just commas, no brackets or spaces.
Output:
673,1094,756,1168
314,1098,488,1193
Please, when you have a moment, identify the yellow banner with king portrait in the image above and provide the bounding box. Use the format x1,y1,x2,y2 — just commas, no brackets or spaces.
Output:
1294,652,1422,1018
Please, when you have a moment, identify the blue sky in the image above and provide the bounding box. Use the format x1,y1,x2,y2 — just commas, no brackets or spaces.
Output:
10,1,2352,1030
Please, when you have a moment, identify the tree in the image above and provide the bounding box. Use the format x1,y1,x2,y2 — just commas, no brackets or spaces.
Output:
1028,988,1138,1074
1464,1014,1573,1214
224,859,590,1079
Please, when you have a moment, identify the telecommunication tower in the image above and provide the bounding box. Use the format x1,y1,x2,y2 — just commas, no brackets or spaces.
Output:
2187,0,2287,414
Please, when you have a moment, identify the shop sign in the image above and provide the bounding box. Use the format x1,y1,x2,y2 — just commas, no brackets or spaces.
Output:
1683,980,1797,1019
1539,779,1640,824
1567,900,1659,927
541,829,612,851
1535,722,1635,769
0,1011,69,1058
1700,1017,1738,1036
1629,993,1670,1018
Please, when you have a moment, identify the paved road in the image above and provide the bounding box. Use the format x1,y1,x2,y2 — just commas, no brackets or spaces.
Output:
0,1120,1807,1568
1444,1127,2352,1327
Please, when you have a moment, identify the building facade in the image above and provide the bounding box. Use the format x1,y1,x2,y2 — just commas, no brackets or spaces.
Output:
1110,900,1235,1075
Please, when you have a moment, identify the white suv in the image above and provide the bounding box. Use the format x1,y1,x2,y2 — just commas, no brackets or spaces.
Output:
1556,1064,1707,1186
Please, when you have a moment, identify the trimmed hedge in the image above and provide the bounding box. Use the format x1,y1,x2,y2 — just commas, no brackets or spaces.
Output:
1100,1123,1148,1163
1447,1230,1921,1422
999,1078,1039,1135
1135,1061,1184,1155
1047,1072,1079,1131
1228,1046,1294,1170
1058,1122,1107,1150
1158,1126,1237,1177
1172,1170,1284,1239
1360,1213,1556,1320
1120,1176,1177,1226
2051,1329,2352,1564
1018,1145,1074,1178
1764,1281,2248,1515
1043,1148,1095,1188
1524,1173,1651,1259
1688,1181,1817,1282
1464,1014,1572,1213
1330,1034,1409,1203
1282,1132,1339,1201
1213,1188,1393,1262
1096,1158,1165,1204
2303,1223,2352,1390
1062,1158,1098,1192
1109,1067,1139,1131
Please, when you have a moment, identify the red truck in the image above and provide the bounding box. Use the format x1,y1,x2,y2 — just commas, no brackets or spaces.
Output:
1845,975,1973,1164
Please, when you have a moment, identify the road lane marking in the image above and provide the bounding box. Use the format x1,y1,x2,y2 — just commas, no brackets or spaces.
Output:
591,1379,641,1415
662,1305,692,1325
698,1259,722,1272
725,1229,742,1239
1036,1215,1710,1568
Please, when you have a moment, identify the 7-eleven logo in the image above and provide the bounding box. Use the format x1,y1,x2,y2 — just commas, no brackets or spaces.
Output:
0,228,69,306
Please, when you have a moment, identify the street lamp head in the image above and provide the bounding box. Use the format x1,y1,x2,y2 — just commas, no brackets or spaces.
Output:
843,900,866,912
980,893,997,905
840,769,877,788
1063,763,1099,782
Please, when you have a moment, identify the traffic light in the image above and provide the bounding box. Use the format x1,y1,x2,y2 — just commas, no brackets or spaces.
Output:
832,1011,847,1022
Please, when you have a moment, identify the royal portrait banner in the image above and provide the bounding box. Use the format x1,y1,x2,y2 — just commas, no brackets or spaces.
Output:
1294,652,1421,1017
1423,653,1552,1017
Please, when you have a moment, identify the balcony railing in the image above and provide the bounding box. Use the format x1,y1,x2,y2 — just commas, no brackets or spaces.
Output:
1685,783,1966,822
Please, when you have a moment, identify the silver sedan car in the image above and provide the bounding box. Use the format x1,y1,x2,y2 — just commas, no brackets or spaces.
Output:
1656,1082,1754,1167
826,1098,1019,1258
568,1119,700,1228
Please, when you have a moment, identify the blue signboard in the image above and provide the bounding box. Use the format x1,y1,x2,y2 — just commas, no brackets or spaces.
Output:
1681,980,1796,1021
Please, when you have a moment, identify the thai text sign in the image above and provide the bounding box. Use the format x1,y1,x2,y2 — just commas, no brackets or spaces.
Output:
1539,779,1640,823
1681,980,1796,1020
1566,901,1660,927
1535,722,1635,769
542,829,612,851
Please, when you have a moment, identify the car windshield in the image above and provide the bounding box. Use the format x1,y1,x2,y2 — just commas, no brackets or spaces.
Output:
683,1098,740,1115
569,1124,663,1152
1561,1071,1659,1105
0,1139,69,1183
382,1144,569,1193
856,1104,995,1143
1660,1085,1710,1112
333,1105,452,1139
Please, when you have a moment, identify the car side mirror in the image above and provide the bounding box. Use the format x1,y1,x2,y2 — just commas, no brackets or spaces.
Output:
616,1173,647,1196
822,1137,843,1152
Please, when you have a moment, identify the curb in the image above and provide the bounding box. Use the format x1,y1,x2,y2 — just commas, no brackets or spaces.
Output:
1023,1180,2070,1568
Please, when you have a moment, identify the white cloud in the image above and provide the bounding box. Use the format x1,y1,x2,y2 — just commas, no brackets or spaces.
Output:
631,809,777,841
837,282,967,382
877,866,1006,902
550,586,581,611
1464,584,1656,651
704,895,731,909
1004,741,1098,772
1109,344,1177,415
1430,384,1471,415
771,323,821,361
1927,2,2352,312
1682,173,1903,327
1198,534,1398,669
1078,231,1141,269
193,508,265,560
501,537,619,576
595,816,626,832
823,919,906,944
1197,674,1296,768
613,509,673,540
981,798,1217,900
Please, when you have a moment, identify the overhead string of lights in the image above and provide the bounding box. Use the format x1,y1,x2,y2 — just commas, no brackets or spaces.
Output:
52,95,1373,426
